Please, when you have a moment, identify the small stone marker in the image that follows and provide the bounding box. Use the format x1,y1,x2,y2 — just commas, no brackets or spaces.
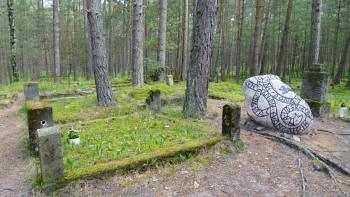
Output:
222,104,241,140
37,126,64,185
146,90,161,111
301,64,330,117
27,102,53,155
166,75,174,86
24,82,39,101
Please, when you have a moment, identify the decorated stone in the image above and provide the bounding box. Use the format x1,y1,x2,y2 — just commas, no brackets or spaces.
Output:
244,75,313,134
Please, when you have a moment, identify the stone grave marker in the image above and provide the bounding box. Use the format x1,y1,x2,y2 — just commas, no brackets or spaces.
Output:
27,102,53,155
146,90,161,111
222,104,241,140
24,82,39,101
166,75,174,86
37,126,64,186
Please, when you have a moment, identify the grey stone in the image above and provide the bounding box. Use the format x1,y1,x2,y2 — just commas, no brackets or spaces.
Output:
222,104,241,140
244,75,313,135
37,126,64,185
27,104,53,155
146,90,161,111
300,64,330,117
166,75,174,86
23,82,39,101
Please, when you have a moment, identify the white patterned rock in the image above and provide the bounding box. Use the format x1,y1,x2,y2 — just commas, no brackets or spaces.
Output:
244,75,313,134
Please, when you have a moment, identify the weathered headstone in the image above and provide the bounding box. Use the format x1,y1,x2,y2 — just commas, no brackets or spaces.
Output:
166,75,174,86
244,75,313,135
27,102,53,155
146,90,161,111
222,104,241,140
300,64,330,117
24,82,39,101
37,126,64,185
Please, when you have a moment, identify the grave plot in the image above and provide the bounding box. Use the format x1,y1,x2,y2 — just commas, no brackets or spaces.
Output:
0,92,18,109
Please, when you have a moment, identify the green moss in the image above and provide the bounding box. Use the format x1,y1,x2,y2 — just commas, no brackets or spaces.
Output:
64,136,227,181
128,83,177,100
25,101,48,110
312,159,327,172
208,82,245,102
233,139,244,153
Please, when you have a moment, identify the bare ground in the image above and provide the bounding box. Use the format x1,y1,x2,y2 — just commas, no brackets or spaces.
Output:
1,98,349,196
0,94,35,196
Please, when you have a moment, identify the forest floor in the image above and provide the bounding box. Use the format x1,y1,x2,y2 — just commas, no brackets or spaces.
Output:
0,94,35,196
0,81,350,196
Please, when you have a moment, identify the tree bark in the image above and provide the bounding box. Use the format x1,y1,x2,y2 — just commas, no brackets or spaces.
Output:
7,0,19,82
259,0,272,75
235,0,245,83
250,0,262,77
334,31,350,85
132,0,144,87
181,0,189,80
183,0,218,118
276,0,293,77
53,0,61,83
87,0,114,106
83,0,93,80
308,0,322,68
157,0,167,68
332,0,341,79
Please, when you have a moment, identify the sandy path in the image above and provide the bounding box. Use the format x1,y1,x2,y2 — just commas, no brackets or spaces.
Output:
0,94,33,196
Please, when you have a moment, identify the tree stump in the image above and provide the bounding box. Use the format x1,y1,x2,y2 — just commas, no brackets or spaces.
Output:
23,82,39,101
37,126,64,186
222,104,241,140
146,90,161,111
27,102,53,155
166,75,174,86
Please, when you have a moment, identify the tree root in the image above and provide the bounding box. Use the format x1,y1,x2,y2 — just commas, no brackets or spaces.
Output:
298,153,308,197
317,128,350,136
244,128,350,196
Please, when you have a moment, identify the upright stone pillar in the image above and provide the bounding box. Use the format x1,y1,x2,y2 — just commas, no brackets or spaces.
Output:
27,102,53,155
222,104,241,140
146,90,161,111
37,126,64,185
166,75,174,86
24,82,39,101
301,64,330,117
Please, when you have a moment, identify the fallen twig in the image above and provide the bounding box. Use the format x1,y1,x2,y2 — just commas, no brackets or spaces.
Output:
317,129,350,136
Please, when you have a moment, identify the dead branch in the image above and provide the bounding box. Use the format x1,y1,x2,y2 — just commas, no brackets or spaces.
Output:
298,153,308,197
317,129,350,136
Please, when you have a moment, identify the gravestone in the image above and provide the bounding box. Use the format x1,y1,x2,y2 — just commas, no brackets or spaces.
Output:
166,75,174,86
222,104,241,140
244,75,313,135
24,82,39,101
37,126,64,185
146,90,161,111
300,64,330,117
27,102,53,155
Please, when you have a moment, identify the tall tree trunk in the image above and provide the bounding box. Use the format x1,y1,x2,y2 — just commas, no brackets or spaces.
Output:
308,0,322,68
334,31,350,85
83,0,93,80
53,0,61,83
183,0,218,118
157,0,167,68
181,0,189,80
219,0,226,81
131,0,144,87
332,0,341,79
7,0,19,82
259,0,272,75
235,0,245,83
87,0,114,106
250,0,262,76
107,0,114,76
276,0,293,77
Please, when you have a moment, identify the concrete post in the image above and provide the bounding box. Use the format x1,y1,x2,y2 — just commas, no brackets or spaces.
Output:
27,102,53,155
300,64,330,117
166,75,174,86
37,126,64,185
222,104,241,140
146,90,161,111
24,82,39,101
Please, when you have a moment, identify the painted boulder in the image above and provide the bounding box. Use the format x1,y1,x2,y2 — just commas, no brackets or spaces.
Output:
244,75,313,134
